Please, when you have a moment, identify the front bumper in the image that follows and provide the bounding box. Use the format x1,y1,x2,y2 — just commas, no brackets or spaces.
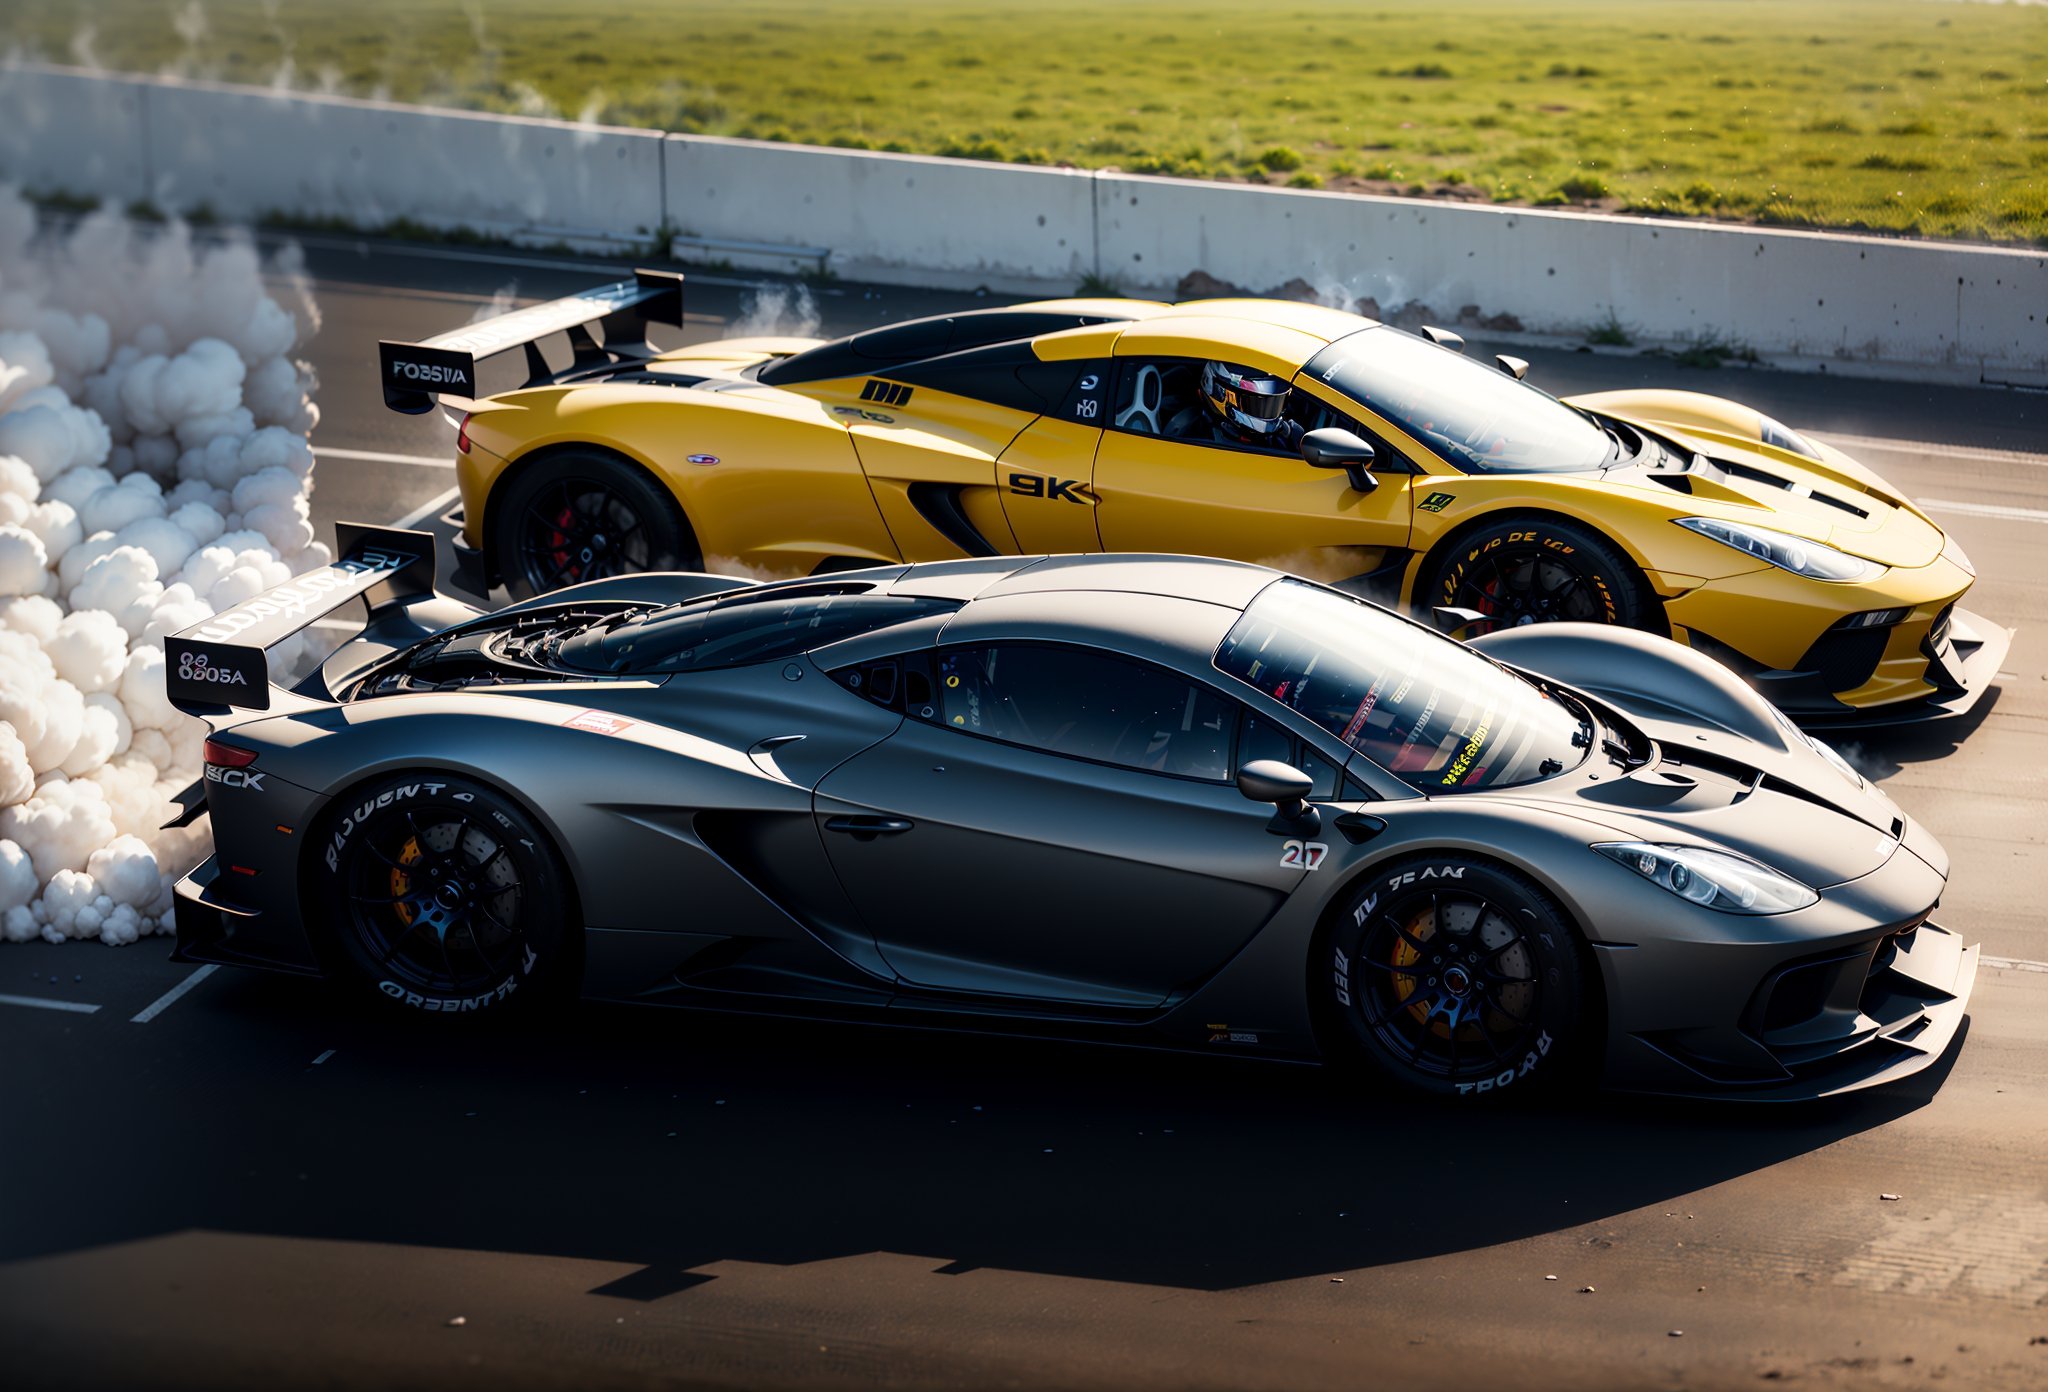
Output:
1795,606,2011,730
1596,827,1980,1099
1686,599,2011,729
1625,921,1977,1100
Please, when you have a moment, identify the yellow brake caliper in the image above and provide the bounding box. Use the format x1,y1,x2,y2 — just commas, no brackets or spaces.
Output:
390,838,421,926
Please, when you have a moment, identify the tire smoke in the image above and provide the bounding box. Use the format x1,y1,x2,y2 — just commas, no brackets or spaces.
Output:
0,188,322,945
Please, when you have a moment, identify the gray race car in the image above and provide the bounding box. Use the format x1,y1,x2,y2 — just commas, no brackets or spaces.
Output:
164,524,1978,1100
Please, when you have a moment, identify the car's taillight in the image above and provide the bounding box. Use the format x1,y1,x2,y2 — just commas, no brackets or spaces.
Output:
456,413,473,455
203,739,258,769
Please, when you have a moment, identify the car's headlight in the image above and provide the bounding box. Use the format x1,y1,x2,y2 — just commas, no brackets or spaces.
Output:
1594,842,1818,915
1675,517,1882,583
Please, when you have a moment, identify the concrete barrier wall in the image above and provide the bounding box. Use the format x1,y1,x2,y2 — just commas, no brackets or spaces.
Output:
0,65,665,251
1091,173,2048,378
3,63,2042,380
665,136,1094,293
0,66,148,208
147,80,666,250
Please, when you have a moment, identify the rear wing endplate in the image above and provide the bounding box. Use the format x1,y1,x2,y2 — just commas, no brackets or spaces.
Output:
164,523,437,714
378,268,685,414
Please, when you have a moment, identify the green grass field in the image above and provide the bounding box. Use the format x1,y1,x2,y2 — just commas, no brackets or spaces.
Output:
9,0,2047,244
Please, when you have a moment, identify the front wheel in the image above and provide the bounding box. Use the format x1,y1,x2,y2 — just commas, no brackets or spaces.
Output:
1323,857,1589,1099
1421,515,1653,638
316,773,580,1017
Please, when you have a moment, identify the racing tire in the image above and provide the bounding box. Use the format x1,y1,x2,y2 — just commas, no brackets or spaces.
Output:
1320,856,1590,1100
491,448,698,599
315,773,581,1019
1421,515,1655,638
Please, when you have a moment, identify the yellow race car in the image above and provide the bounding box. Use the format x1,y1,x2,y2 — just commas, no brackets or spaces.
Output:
380,271,2006,727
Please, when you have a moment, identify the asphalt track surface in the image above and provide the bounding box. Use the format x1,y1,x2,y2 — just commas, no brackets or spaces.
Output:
2,238,2046,1391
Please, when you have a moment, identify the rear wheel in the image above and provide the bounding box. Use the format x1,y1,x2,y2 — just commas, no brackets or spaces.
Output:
491,449,697,598
1422,515,1652,637
1323,857,1588,1099
317,774,579,1017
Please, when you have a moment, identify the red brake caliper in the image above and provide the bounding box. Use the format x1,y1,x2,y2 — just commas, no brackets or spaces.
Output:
549,505,576,581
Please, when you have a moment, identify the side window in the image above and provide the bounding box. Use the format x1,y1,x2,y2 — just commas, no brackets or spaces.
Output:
830,649,938,719
1111,357,1206,438
1237,708,1340,800
936,645,1234,781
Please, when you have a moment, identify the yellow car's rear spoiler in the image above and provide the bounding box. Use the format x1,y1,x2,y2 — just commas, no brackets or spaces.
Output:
377,269,685,414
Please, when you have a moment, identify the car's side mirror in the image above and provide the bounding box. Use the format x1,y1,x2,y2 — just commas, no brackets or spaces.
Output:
1495,354,1529,381
1421,325,1466,354
1238,758,1322,837
1301,428,1378,494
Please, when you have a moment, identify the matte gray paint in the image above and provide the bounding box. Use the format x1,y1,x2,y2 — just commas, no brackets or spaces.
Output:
176,555,1977,1098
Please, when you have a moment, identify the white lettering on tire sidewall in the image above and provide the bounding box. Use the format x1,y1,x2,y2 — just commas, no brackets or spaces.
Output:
380,943,539,1013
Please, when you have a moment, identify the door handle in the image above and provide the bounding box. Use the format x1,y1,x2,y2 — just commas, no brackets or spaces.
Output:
824,816,915,840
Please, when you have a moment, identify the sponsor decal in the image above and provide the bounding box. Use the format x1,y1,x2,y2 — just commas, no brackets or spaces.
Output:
1418,491,1456,513
832,406,894,423
686,454,720,466
178,650,248,687
324,781,448,872
1456,1029,1553,1094
1007,472,1094,505
391,359,471,388
1280,839,1328,871
1440,702,1498,787
188,547,417,644
563,710,635,736
204,765,265,792
1206,1025,1261,1045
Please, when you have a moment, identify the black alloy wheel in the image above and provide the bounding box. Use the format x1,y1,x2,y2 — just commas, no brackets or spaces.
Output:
1424,515,1651,638
492,450,697,598
1326,857,1586,1098
319,774,578,1016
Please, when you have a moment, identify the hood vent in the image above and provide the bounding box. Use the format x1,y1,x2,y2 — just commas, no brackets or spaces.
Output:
1708,457,1869,520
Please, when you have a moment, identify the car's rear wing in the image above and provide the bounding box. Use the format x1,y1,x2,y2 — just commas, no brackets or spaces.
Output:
378,268,686,414
164,523,438,716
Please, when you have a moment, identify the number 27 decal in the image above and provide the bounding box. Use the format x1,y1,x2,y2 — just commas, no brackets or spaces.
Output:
1280,840,1328,871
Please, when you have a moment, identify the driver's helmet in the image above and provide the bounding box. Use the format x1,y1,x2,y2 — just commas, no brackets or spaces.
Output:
1201,360,1292,442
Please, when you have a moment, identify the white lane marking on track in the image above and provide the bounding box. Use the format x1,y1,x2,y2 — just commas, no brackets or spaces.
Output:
1982,956,2048,974
1915,498,2048,525
0,992,102,1014
1811,433,2048,468
314,445,451,469
394,485,461,531
130,964,218,1023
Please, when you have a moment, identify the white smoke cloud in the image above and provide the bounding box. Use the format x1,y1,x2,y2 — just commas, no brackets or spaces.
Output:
731,283,821,339
0,187,324,945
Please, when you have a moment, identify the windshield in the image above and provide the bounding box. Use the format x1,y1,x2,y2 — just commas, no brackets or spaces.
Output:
1214,579,1589,792
1303,328,1613,474
556,585,959,674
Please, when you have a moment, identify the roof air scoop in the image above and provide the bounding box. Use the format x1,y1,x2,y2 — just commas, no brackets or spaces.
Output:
1420,326,1466,353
